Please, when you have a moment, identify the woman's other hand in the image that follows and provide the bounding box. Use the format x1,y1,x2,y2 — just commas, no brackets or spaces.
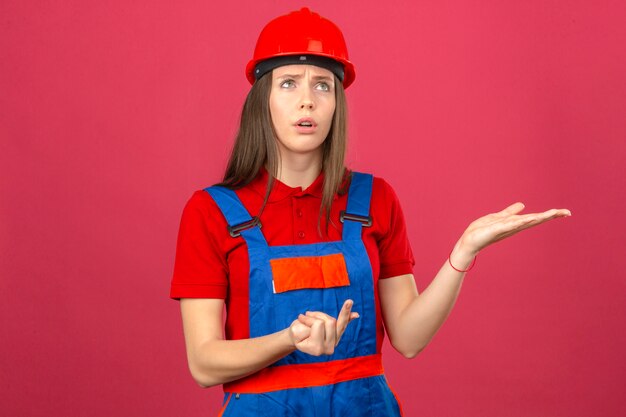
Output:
288,299,359,356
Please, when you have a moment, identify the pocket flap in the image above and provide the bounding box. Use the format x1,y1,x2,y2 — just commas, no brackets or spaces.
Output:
270,253,350,293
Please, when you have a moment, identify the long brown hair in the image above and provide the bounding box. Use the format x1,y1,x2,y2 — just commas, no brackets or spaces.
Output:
218,71,351,235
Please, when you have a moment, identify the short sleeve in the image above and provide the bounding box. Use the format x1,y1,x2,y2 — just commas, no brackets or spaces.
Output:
374,178,415,279
169,191,229,299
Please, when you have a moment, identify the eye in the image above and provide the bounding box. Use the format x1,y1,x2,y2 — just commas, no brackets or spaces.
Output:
280,79,296,88
315,82,331,92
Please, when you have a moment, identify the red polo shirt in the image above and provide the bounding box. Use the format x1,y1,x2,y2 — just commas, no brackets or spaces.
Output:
170,168,415,345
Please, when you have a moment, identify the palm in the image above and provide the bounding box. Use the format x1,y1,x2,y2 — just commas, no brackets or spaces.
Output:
461,202,571,254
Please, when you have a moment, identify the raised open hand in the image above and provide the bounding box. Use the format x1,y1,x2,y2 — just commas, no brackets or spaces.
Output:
288,299,359,356
458,202,571,256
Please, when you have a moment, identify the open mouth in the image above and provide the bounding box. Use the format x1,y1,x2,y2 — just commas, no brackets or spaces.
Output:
295,118,316,128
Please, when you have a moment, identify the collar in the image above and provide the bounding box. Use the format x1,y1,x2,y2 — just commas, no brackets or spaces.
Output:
249,167,325,203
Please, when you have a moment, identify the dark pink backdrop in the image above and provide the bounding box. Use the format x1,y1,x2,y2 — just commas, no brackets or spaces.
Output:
2,1,624,416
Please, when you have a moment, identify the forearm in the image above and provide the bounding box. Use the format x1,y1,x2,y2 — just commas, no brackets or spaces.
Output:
188,328,296,388
182,298,357,388
386,202,570,358
393,240,476,357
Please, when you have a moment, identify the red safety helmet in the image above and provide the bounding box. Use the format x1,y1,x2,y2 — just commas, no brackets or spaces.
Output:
246,7,356,88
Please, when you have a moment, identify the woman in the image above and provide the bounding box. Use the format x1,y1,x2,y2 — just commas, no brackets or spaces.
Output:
170,7,571,416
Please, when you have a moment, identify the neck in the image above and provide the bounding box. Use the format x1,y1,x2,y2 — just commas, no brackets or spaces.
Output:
274,149,323,189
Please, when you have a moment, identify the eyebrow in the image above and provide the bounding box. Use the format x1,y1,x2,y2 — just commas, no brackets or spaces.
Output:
276,73,334,82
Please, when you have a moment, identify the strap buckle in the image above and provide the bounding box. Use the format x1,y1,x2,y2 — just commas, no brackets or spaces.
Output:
339,210,372,227
227,217,262,238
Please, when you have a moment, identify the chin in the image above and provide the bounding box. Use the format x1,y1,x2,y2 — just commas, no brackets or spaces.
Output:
279,138,326,155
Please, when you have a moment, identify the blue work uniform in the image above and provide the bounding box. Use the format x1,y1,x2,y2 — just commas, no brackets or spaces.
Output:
206,172,403,417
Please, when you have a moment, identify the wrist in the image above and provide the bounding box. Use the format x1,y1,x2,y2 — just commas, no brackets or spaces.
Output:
280,327,297,351
449,240,478,272
455,236,479,259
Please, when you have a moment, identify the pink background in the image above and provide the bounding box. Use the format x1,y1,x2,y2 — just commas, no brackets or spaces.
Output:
2,1,625,416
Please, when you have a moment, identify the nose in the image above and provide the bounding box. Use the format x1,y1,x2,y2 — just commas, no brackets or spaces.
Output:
300,100,314,110
299,86,315,110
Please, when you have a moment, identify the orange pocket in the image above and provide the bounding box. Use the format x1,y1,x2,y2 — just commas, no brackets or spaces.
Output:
270,253,350,293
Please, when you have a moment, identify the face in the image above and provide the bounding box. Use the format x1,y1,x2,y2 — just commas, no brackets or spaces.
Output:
269,64,336,160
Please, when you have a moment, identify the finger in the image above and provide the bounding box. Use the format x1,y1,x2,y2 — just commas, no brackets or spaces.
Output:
336,300,356,339
551,208,572,217
305,311,336,351
336,299,354,328
497,202,525,216
514,207,570,222
290,319,312,342
305,311,334,321
307,317,326,355
308,304,357,328
336,312,360,346
514,208,570,227
338,302,361,346
306,304,360,324
298,313,320,327
323,315,337,352
493,209,570,240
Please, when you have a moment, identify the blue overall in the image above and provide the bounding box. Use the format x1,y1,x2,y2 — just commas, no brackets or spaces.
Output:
206,172,403,417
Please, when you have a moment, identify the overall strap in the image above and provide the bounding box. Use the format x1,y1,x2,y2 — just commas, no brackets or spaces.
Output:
204,186,267,247
342,172,374,240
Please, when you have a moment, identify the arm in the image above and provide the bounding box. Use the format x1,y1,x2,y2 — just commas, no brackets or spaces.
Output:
180,298,295,388
379,241,473,358
180,298,359,388
380,202,571,359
